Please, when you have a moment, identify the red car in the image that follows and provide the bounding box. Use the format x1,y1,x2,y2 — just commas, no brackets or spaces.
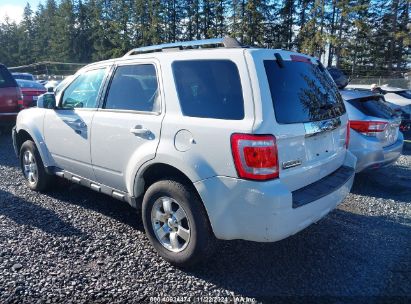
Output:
16,79,46,108
0,64,22,127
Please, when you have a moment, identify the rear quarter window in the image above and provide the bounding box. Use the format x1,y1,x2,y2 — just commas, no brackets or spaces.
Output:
172,60,244,120
264,60,345,124
0,66,17,88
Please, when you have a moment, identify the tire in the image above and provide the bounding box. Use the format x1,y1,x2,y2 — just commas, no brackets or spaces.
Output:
20,140,54,192
142,179,215,267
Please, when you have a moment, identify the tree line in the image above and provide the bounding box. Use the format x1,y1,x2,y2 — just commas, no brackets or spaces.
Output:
0,0,409,76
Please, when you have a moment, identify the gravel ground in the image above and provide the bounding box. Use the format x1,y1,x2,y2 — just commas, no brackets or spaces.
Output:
0,131,410,303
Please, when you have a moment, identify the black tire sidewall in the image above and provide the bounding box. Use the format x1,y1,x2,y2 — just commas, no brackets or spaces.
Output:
142,179,212,267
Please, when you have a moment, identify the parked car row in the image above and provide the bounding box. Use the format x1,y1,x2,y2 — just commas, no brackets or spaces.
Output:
0,67,69,131
345,81,411,132
4,38,407,267
12,71,65,92
327,67,404,172
0,64,22,127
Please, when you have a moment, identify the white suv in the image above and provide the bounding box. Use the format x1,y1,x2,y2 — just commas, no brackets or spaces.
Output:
12,38,356,267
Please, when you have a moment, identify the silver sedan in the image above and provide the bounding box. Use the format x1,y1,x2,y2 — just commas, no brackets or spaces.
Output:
341,89,403,172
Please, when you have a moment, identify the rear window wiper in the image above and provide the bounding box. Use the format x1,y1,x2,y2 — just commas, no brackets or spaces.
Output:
274,53,284,68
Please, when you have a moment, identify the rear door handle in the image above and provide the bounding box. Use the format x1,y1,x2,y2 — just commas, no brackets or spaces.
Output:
130,125,150,135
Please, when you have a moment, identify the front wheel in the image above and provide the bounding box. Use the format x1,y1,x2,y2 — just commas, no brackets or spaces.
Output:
142,179,215,267
20,140,54,192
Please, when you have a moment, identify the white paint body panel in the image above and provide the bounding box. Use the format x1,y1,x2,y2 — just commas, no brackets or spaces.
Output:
91,110,163,192
195,151,356,241
43,109,96,180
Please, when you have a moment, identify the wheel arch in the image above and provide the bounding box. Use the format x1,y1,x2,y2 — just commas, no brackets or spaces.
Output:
15,126,54,168
135,162,216,240
136,163,197,198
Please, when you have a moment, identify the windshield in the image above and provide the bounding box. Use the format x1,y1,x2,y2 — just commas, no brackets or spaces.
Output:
264,60,346,124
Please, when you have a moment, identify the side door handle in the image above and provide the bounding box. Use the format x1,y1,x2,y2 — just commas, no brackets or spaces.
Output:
64,120,87,129
73,121,87,129
130,125,150,136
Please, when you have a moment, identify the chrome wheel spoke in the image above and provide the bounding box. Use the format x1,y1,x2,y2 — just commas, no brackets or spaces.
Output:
177,226,190,242
169,232,180,250
173,208,186,222
162,198,173,214
156,224,169,240
154,210,168,223
24,153,30,164
28,172,34,183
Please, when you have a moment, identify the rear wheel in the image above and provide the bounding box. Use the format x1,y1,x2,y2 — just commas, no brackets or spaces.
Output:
142,179,214,267
20,140,54,191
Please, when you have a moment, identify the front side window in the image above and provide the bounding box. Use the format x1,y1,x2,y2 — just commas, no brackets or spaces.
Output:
172,60,244,120
61,68,107,109
104,64,160,112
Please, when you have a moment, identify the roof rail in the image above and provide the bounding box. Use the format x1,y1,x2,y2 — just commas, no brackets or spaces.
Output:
124,37,243,57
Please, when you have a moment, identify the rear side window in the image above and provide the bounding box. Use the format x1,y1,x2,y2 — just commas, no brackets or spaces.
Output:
104,64,159,112
347,97,395,119
264,60,345,124
0,66,17,88
173,60,244,120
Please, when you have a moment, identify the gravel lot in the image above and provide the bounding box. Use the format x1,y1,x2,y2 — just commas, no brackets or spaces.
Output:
0,131,410,303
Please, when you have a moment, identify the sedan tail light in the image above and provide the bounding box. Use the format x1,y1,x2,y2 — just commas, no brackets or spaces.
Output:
231,134,279,180
349,120,388,136
17,88,25,110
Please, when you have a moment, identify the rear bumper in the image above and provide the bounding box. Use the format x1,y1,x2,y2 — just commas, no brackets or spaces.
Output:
0,112,18,125
350,133,403,172
194,151,356,242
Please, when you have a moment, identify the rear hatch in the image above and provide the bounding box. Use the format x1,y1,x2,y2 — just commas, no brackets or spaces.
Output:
342,93,401,147
251,51,348,191
0,65,20,115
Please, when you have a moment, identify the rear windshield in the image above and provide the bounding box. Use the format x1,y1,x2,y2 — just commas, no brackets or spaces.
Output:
347,97,395,119
13,74,33,81
0,66,17,88
173,60,244,120
16,79,45,90
264,60,345,124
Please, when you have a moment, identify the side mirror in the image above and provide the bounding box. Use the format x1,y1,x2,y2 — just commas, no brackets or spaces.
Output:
47,87,54,93
37,93,56,109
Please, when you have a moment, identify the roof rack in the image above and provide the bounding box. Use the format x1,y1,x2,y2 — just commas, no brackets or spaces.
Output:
124,37,243,57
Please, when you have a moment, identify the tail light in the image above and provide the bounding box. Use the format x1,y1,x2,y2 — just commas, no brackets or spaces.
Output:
345,121,350,148
17,88,25,110
231,134,279,180
350,120,388,136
